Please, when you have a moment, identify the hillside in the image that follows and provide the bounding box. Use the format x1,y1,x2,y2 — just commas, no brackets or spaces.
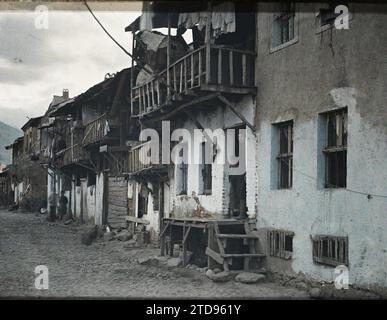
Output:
0,121,22,165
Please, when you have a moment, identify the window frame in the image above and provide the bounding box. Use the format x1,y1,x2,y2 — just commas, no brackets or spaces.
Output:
176,163,188,196
199,142,212,195
315,2,353,34
322,108,347,189
268,229,294,260
270,2,299,53
276,120,293,189
312,235,349,266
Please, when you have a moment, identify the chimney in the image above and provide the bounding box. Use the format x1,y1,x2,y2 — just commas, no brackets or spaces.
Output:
63,89,69,100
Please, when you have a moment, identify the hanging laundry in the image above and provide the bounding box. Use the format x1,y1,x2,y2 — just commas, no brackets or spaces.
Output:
211,2,236,37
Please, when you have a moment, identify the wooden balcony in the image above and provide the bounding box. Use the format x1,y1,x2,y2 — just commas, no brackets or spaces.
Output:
60,143,88,167
56,127,88,167
131,44,256,119
82,113,120,147
128,141,168,175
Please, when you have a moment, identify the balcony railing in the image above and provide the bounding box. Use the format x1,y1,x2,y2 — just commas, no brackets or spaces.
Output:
61,143,88,167
131,44,256,117
128,141,166,174
82,113,109,146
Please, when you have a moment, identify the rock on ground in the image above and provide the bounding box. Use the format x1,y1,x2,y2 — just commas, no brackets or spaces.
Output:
167,257,182,268
0,210,311,298
206,270,235,282
235,272,266,284
116,230,133,242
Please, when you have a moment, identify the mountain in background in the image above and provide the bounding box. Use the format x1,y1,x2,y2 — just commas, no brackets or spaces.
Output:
0,120,22,165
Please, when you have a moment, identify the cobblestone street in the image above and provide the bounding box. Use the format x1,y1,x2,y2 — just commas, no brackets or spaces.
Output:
0,210,308,298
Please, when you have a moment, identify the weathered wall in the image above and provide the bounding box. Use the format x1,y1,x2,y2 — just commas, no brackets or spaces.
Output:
95,172,104,226
255,3,387,289
167,96,257,219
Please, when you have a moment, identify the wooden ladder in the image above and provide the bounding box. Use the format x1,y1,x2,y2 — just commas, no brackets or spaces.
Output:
206,221,265,272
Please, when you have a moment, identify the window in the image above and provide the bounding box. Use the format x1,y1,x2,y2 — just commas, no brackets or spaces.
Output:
199,142,212,195
276,121,293,189
176,163,188,195
319,2,342,27
268,229,294,259
271,3,297,50
312,235,348,266
323,108,347,188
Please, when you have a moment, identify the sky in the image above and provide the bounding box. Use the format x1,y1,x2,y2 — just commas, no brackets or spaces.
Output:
0,6,141,129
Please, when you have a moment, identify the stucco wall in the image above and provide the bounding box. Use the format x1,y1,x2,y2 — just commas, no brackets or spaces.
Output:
255,3,387,289
167,96,257,219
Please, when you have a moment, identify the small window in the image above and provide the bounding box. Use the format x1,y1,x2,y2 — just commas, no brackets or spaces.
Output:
312,235,348,266
87,172,96,187
276,121,293,189
268,229,294,259
152,183,160,211
323,108,347,188
199,142,212,195
271,3,296,49
319,2,347,27
176,163,188,195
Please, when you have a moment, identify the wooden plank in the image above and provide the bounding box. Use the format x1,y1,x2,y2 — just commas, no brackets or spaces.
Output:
229,50,233,85
218,48,222,84
191,53,194,88
221,253,265,258
205,247,224,265
198,50,202,86
217,234,258,239
182,225,192,244
125,216,150,224
242,54,247,86
179,63,183,93
184,58,187,92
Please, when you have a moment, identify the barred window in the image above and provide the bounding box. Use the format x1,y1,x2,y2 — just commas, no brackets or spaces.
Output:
323,108,347,188
268,229,294,260
312,235,348,266
272,3,296,48
276,121,293,189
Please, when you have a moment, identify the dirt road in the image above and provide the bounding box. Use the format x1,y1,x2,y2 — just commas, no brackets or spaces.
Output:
0,210,308,298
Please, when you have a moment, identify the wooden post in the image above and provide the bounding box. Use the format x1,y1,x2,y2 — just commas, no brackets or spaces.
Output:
131,30,135,115
205,1,212,84
190,53,194,87
229,50,234,85
198,49,202,86
183,222,187,266
167,13,171,99
207,225,215,270
218,49,222,84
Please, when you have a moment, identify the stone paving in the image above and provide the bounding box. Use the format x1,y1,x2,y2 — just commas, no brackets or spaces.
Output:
0,210,308,298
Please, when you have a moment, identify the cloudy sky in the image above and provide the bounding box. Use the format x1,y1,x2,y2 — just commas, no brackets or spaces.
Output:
0,3,141,128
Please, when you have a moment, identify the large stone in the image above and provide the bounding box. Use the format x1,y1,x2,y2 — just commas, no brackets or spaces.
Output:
116,230,133,242
138,257,153,265
235,272,266,284
206,269,234,282
309,287,323,299
103,232,114,242
167,257,182,268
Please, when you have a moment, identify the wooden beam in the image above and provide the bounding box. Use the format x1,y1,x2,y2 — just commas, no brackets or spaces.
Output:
182,225,192,245
125,216,150,225
205,247,224,265
217,95,255,132
145,92,220,123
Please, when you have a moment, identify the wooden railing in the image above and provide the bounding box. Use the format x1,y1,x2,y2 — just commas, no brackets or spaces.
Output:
82,113,109,146
128,141,164,173
131,44,256,117
61,143,88,166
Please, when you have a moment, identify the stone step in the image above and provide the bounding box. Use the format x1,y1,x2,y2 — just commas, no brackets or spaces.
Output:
221,253,265,258
216,233,258,239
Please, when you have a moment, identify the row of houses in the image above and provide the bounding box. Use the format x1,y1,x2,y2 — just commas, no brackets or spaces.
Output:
1,2,386,293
